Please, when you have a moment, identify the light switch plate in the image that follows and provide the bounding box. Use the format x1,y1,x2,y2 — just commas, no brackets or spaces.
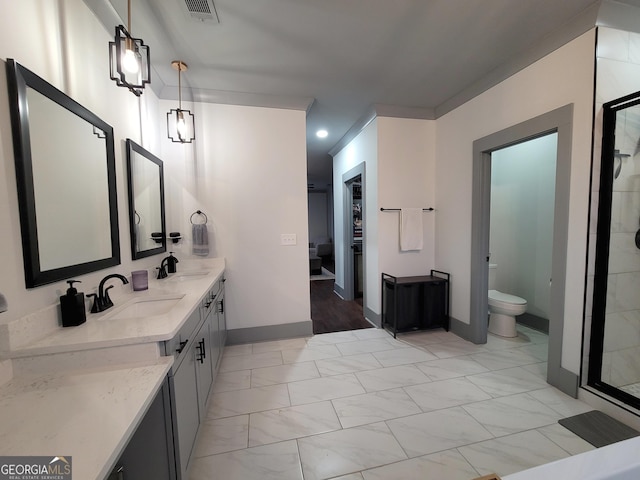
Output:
281,233,297,245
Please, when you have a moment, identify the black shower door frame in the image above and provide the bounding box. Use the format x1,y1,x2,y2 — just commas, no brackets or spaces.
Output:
589,89,640,411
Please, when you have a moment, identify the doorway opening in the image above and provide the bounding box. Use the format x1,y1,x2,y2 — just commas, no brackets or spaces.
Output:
489,133,558,335
470,104,578,397
308,165,371,334
341,163,366,303
350,177,364,301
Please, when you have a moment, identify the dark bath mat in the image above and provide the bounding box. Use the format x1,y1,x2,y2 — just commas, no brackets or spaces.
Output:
558,410,640,447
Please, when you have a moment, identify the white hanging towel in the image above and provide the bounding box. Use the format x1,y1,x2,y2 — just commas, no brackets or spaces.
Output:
400,208,423,251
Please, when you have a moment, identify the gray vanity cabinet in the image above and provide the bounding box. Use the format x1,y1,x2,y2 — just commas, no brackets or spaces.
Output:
207,278,226,374
216,281,226,365
107,380,176,480
202,286,219,381
194,313,214,420
166,276,227,480
170,333,200,479
165,305,206,479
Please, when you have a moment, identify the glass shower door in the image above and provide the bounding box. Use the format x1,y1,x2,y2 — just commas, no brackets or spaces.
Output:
589,90,640,409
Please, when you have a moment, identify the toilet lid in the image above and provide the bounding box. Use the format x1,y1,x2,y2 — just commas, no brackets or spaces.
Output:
488,290,526,305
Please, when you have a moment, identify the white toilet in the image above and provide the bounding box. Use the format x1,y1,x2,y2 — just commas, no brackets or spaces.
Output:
488,264,527,337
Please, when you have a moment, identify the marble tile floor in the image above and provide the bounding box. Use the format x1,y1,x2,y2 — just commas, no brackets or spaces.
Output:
189,325,595,480
620,382,640,396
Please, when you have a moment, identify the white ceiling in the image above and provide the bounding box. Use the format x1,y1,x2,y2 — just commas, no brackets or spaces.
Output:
90,0,613,183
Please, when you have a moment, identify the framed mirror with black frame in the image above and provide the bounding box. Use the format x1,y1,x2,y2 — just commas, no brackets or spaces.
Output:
5,58,120,288
126,139,166,260
589,89,640,410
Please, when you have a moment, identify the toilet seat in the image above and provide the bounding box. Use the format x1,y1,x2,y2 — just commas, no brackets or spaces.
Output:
488,289,526,307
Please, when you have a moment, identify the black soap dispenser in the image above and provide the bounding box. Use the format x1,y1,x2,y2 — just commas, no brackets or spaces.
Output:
166,252,179,274
60,280,86,327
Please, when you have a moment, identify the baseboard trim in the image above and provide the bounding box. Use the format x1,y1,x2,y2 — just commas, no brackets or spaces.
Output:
333,283,346,299
226,321,313,345
518,312,549,334
548,363,579,398
364,307,381,328
448,316,476,343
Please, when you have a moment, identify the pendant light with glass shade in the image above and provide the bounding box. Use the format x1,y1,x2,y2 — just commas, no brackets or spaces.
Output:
167,61,195,143
109,0,150,96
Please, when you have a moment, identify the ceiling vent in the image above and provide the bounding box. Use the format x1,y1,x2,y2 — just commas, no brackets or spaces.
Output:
181,0,220,24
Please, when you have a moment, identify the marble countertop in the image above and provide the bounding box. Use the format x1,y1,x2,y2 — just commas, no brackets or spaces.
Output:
5,258,225,358
0,258,226,479
0,357,173,480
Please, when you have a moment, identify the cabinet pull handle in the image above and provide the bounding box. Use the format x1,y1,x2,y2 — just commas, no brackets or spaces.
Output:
218,299,224,314
204,300,212,308
109,465,124,480
176,340,188,354
197,339,206,363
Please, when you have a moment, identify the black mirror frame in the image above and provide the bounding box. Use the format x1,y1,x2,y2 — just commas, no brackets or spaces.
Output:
5,59,120,288
126,139,166,260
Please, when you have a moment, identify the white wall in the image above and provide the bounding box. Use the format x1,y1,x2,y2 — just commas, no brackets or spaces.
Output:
333,116,435,318
160,101,310,331
490,133,557,319
435,30,596,374
377,117,436,309
0,0,310,337
0,0,162,324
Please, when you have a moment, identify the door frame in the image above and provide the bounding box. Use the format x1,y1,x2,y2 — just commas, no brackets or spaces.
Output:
469,104,578,397
342,163,365,302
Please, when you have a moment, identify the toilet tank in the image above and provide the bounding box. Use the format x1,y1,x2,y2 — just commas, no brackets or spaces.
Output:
489,264,497,290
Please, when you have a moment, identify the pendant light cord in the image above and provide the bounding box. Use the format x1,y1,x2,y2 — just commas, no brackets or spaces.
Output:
127,0,132,34
178,66,182,109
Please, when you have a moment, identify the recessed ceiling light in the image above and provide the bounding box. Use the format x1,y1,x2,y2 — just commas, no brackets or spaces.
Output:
316,129,328,138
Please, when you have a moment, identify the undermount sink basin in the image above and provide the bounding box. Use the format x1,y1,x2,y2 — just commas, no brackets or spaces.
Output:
169,271,210,282
106,295,185,320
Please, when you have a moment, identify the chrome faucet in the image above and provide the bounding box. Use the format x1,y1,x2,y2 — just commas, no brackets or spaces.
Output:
89,273,129,313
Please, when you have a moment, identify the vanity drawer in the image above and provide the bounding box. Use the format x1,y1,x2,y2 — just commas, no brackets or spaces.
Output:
163,309,202,368
200,279,223,320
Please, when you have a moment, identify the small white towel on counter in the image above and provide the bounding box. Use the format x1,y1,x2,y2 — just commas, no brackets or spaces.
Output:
400,208,423,251
192,223,209,256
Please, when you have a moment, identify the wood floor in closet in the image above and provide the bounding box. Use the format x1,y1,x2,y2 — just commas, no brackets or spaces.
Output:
310,279,371,334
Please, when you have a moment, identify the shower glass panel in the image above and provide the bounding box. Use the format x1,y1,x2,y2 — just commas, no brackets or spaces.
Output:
589,90,640,410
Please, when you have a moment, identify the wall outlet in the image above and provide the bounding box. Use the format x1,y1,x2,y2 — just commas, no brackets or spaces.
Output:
281,233,297,246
